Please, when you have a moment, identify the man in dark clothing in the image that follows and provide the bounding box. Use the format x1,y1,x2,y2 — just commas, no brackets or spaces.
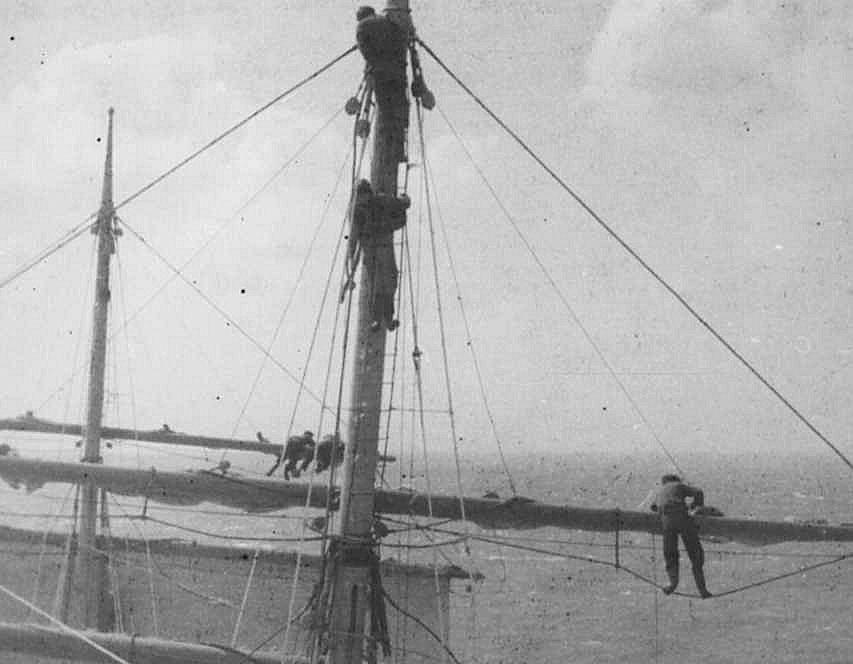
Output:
343,179,409,331
282,431,316,480
355,6,407,83
315,433,345,473
650,474,712,598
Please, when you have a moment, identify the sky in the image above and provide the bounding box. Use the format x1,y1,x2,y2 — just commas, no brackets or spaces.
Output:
0,1,851,484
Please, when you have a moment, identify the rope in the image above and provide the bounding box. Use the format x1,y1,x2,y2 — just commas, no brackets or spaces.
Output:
421,108,518,497
0,47,355,296
0,223,92,292
35,107,343,419
227,108,347,472
420,521,853,600
279,158,355,657
143,528,160,636
381,588,463,664
0,581,133,664
434,102,685,476
414,101,469,533
231,547,261,648
418,37,853,474
116,217,329,409
273,147,353,473
415,97,483,659
139,515,324,543
52,484,80,620
113,46,356,215
651,532,660,662
29,483,75,618
401,195,451,656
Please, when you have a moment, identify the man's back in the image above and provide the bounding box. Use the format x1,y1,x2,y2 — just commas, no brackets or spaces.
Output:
653,481,704,515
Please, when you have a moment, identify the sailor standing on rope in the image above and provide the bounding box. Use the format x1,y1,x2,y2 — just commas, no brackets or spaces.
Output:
651,474,713,598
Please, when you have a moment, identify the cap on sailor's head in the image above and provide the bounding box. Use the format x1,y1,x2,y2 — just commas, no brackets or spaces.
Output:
356,6,376,20
304,430,315,438
661,474,681,484
357,178,372,194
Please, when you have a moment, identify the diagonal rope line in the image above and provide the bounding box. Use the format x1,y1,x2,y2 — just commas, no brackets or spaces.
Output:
36,107,343,419
112,46,356,214
424,521,853,600
117,217,329,409
0,47,356,296
0,223,92,292
0,581,132,664
227,127,350,467
434,102,685,477
420,110,519,494
414,101,469,532
418,37,853,474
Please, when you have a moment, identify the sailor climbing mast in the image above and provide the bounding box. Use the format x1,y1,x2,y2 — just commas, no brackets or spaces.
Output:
77,107,119,630
328,2,413,662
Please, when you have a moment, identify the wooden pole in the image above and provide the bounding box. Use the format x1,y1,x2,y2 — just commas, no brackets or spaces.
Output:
0,622,305,664
78,107,117,629
329,3,411,662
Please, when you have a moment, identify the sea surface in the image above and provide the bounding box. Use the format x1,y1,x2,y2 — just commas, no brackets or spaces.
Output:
1,436,851,663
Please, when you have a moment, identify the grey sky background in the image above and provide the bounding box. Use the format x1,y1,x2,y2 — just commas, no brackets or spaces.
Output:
0,1,850,475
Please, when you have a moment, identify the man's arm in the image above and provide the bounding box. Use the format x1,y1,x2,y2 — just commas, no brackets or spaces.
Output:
684,485,705,508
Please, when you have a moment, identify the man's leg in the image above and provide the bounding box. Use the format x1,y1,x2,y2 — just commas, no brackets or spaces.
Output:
682,521,711,598
662,524,680,594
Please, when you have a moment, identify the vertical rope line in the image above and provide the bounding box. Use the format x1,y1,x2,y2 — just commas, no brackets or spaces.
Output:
122,531,136,633
30,484,75,617
0,582,132,664
651,532,660,662
281,150,355,658
100,493,124,633
434,103,685,476
144,534,159,636
231,547,261,648
227,107,347,470
416,100,477,660
52,484,80,619
420,38,853,474
403,109,451,661
420,108,517,497
114,248,142,471
287,120,372,662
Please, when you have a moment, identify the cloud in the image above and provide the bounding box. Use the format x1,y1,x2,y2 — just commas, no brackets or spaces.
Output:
582,0,851,128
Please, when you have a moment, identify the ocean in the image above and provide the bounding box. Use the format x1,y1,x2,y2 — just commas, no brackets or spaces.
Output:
1,437,851,663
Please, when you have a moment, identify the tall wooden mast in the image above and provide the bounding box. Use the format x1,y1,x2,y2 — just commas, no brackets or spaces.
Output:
77,107,118,629
328,2,412,662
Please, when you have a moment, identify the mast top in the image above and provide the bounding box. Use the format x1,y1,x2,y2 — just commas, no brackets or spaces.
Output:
100,107,114,212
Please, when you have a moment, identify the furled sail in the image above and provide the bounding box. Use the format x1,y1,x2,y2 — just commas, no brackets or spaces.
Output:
1,456,850,546
0,414,284,456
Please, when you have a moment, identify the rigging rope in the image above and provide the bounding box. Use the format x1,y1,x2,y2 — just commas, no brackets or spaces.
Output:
231,547,260,648
414,101,469,534
433,102,685,477
29,483,75,618
233,137,351,473
423,521,853,600
284,105,373,661
279,148,356,656
414,95,484,660
0,581,133,664
111,46,357,215
35,107,344,419
0,47,355,296
0,223,92,293
420,110,523,495
417,37,853,475
116,217,330,410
